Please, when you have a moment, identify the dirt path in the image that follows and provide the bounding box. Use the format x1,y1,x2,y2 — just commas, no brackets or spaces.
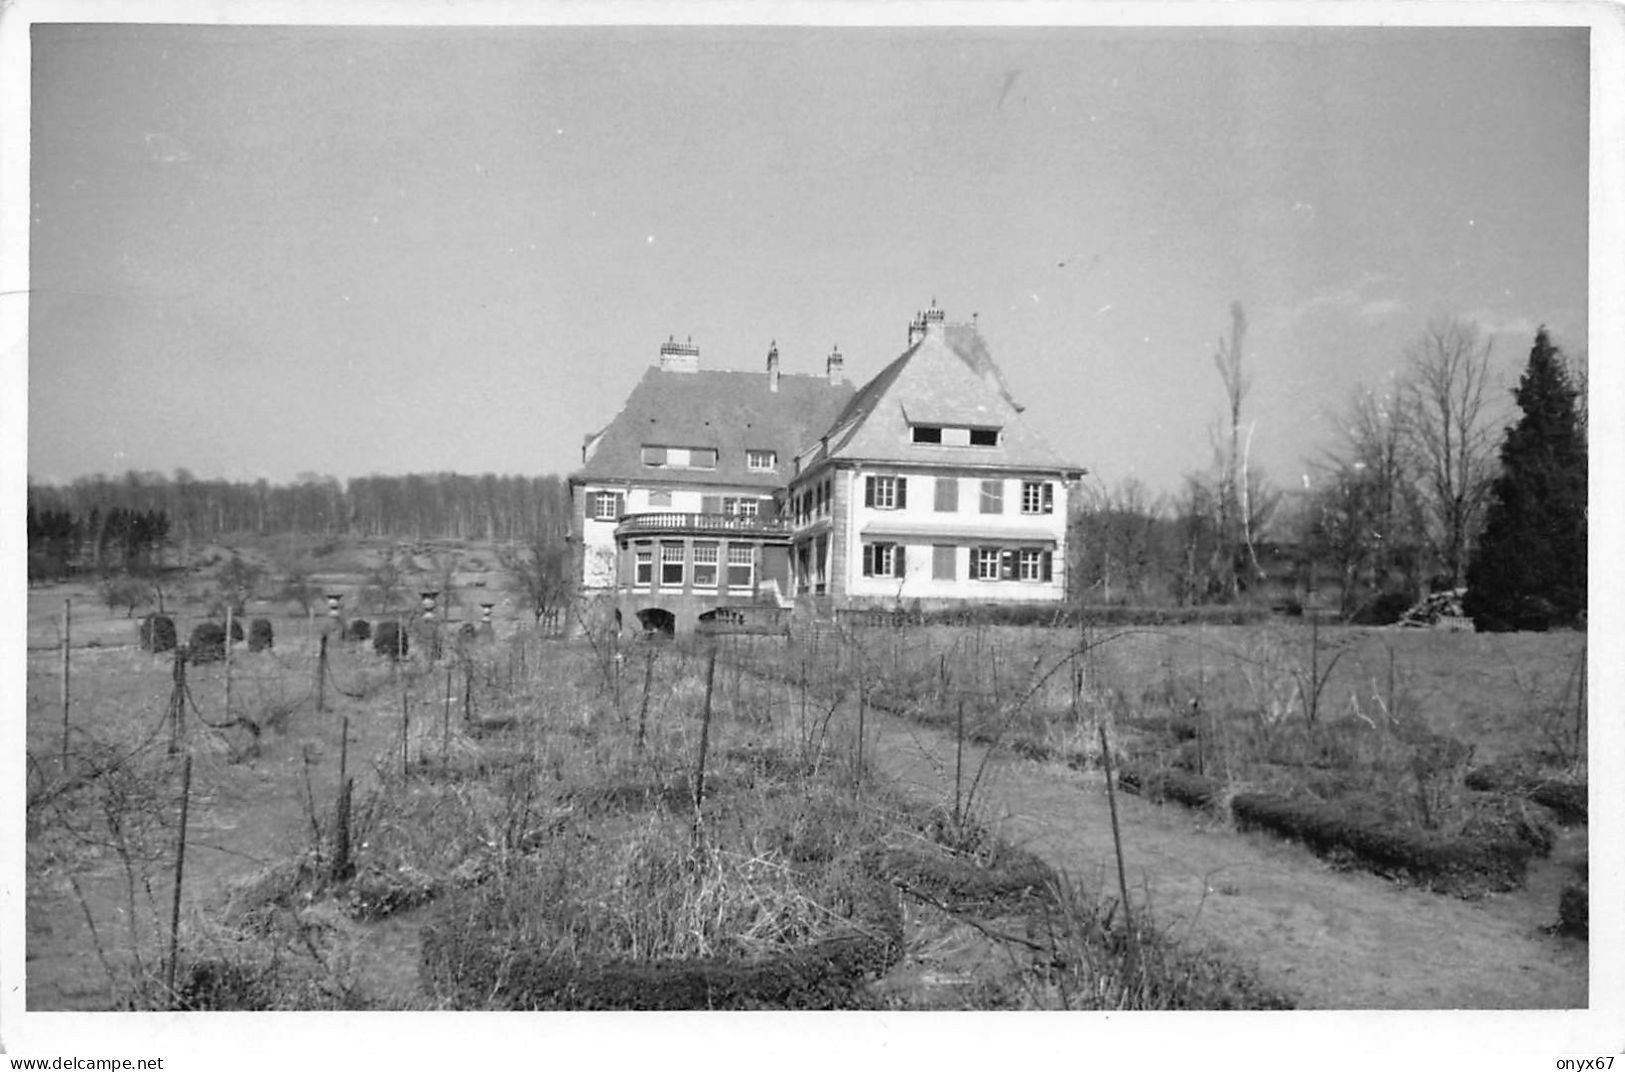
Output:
861,704,1588,1010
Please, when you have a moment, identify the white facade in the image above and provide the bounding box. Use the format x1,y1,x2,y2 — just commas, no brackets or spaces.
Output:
790,465,1070,604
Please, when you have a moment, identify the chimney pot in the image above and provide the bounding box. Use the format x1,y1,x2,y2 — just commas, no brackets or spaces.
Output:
826,345,844,384
767,340,780,392
658,335,700,373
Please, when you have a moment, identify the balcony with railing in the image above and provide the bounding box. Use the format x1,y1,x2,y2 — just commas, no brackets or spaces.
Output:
615,511,791,539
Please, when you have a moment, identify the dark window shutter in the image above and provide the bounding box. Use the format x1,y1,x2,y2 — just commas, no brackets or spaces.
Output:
1001,549,1017,580
1043,483,1054,514
864,477,875,507
1041,550,1053,582
701,495,722,515
613,493,625,518
894,545,906,577
760,498,779,522
897,478,908,509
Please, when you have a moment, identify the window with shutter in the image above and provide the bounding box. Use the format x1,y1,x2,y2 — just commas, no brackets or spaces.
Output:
1022,481,1055,515
866,476,899,509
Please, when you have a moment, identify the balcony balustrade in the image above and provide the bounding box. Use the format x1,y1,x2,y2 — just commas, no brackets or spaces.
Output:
615,511,791,538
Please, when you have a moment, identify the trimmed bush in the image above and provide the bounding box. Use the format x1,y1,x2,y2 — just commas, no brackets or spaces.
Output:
1230,792,1534,895
1530,781,1587,825
189,621,228,663
248,618,274,652
1119,766,1221,810
1558,882,1588,938
373,620,408,660
420,877,901,1010
140,613,178,653
1466,764,1587,825
346,618,372,643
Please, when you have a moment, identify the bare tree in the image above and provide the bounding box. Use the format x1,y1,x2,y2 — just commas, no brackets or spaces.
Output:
1071,476,1168,605
502,535,575,635
1317,381,1425,599
1402,319,1501,590
1206,301,1267,597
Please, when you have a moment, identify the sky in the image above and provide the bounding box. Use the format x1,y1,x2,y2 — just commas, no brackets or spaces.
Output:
16,14,1597,502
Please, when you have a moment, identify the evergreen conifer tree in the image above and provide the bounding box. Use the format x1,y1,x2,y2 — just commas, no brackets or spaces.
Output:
1463,327,1587,631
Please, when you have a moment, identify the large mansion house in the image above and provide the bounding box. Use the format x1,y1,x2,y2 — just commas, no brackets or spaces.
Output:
569,304,1085,633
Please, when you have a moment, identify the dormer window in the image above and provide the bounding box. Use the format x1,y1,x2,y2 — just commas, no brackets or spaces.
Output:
747,449,777,472
643,445,718,470
910,424,999,447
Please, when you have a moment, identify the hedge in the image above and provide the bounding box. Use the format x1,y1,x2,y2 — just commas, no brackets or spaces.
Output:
1118,767,1221,810
419,878,902,1010
1228,792,1534,895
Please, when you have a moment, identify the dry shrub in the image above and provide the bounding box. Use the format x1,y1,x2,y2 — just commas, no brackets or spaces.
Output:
419,827,901,1010
140,614,177,653
247,618,274,652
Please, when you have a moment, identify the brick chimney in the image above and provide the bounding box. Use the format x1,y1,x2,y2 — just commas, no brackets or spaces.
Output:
766,340,780,392
907,310,927,347
922,298,946,337
659,335,700,373
826,345,844,384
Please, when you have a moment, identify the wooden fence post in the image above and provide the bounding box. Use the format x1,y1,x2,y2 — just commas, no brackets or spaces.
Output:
224,604,234,719
694,644,718,811
316,633,328,713
60,599,71,776
166,752,193,1009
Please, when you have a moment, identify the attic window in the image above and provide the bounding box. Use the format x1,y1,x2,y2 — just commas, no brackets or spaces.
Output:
747,449,777,472
969,428,999,447
911,425,943,444
643,445,718,470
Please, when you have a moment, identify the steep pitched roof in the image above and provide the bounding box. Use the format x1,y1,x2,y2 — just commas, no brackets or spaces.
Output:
573,366,855,488
817,323,1081,474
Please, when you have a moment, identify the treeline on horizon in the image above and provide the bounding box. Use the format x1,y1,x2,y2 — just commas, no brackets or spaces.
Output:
26,470,573,559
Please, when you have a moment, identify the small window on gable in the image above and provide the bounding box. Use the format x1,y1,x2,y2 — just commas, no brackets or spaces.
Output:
969,427,999,447
912,425,942,444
